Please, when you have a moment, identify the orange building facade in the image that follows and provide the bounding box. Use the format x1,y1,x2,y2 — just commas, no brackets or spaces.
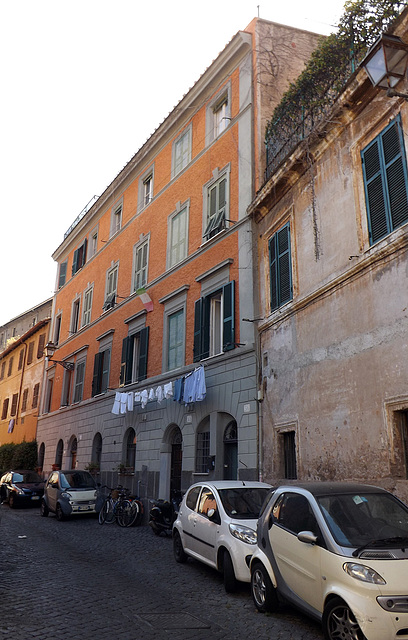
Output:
0,319,50,447
36,19,320,499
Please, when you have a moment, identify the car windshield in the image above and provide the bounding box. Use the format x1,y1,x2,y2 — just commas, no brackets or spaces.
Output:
60,472,95,489
317,491,408,548
13,472,42,483
218,487,270,519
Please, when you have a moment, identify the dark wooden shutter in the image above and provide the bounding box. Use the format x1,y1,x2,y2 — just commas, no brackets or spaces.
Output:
37,333,46,358
383,119,408,230
269,235,278,311
223,281,235,351
362,138,389,244
81,238,88,267
91,352,103,396
138,327,149,381
120,337,130,386
193,298,203,362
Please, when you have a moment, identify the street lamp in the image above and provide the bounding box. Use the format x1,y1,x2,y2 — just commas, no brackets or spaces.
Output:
361,33,408,98
45,342,75,371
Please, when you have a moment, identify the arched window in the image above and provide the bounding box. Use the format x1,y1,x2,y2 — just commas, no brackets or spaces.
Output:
38,442,45,471
91,432,102,467
70,437,78,469
196,417,210,473
55,439,63,469
125,428,136,469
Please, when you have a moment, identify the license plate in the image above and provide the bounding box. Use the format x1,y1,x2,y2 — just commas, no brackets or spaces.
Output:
31,496,40,501
78,505,90,511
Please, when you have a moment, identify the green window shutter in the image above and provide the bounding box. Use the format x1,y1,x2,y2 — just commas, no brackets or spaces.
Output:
193,299,203,362
218,178,226,209
222,281,235,351
91,352,102,397
81,238,88,267
120,337,133,386
269,223,292,311
138,327,149,381
59,262,67,288
362,116,408,244
72,249,79,276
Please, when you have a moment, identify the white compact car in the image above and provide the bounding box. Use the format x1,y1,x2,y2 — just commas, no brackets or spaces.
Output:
41,470,99,520
172,480,272,592
250,482,408,640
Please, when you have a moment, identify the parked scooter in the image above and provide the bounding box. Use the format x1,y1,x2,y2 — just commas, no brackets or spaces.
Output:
148,490,183,535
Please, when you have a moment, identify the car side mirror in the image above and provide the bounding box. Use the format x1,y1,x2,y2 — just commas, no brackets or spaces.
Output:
207,508,220,524
297,530,318,545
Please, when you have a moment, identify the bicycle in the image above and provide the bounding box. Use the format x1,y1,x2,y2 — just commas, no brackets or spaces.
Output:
98,486,143,527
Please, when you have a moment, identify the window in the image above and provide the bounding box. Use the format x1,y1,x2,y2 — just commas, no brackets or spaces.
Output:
0,362,5,380
21,388,29,412
32,383,40,409
61,368,73,406
172,126,192,177
110,201,122,238
82,287,93,327
72,239,87,276
92,349,111,396
362,115,408,245
18,349,24,370
143,175,152,206
168,205,188,268
70,298,81,334
125,428,136,469
120,327,149,385
1,398,9,420
44,378,53,413
7,357,13,377
55,439,63,469
37,333,46,358
206,84,231,144
203,169,229,240
88,228,98,259
274,493,317,535
269,222,292,312
196,427,210,473
214,96,228,137
91,433,102,468
54,314,62,346
58,261,67,288
168,309,184,371
138,166,154,210
281,431,297,480
27,341,34,365
132,238,149,293
103,264,118,311
193,281,235,361
10,393,18,417
73,360,86,403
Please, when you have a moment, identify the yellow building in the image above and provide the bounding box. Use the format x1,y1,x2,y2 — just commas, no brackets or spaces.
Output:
0,319,50,447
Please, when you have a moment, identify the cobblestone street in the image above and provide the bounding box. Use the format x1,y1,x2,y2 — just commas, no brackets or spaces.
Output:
0,504,323,640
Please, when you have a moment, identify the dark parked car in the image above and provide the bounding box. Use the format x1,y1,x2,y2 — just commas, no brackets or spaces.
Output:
41,469,99,520
0,470,45,507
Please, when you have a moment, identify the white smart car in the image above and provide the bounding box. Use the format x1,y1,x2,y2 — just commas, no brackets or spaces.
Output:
172,480,272,592
250,482,408,640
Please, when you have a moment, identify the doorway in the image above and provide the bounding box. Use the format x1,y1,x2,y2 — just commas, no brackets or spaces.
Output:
223,420,237,480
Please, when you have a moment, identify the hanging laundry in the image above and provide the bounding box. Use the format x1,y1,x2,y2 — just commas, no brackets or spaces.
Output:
127,392,134,412
163,381,173,399
111,392,121,415
183,366,206,404
148,388,155,401
134,391,141,403
173,377,184,403
183,370,195,404
140,389,148,408
120,392,128,414
155,386,164,403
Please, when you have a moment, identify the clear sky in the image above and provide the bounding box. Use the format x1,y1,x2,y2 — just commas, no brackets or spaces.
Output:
0,0,346,326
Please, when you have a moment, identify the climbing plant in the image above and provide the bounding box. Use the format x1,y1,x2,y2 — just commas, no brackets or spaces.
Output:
265,0,407,178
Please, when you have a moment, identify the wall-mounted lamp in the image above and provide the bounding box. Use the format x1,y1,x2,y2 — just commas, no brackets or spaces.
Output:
361,33,408,98
45,342,75,371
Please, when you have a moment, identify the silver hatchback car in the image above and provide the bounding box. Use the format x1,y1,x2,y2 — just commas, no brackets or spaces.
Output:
41,470,99,520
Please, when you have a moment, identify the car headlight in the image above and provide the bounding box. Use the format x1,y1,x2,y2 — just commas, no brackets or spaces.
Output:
229,523,257,545
343,562,386,585
60,492,72,500
12,485,25,495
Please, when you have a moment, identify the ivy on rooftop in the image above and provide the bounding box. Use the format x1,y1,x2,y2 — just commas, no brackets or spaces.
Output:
265,0,407,180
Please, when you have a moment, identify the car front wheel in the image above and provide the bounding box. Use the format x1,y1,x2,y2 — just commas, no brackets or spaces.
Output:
40,500,49,517
55,503,65,521
8,493,16,508
173,530,188,563
222,550,238,593
322,597,367,640
251,562,279,613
